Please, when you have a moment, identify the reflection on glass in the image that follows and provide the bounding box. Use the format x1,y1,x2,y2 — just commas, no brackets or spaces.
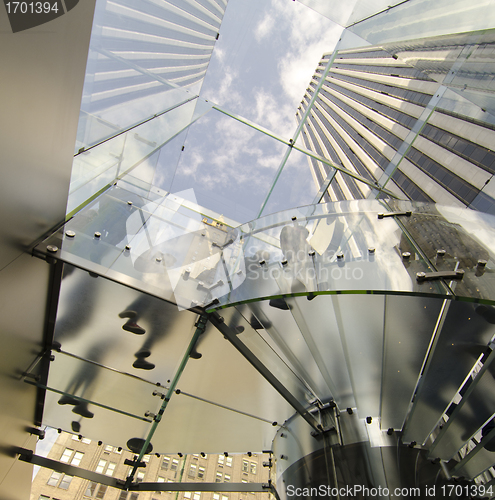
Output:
68,99,209,215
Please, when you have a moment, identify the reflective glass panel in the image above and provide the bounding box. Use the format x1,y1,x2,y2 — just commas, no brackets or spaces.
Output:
167,108,287,222
68,99,208,215
403,301,495,444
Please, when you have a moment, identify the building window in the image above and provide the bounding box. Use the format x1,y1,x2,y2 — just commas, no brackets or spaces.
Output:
250,463,257,475
225,457,232,467
218,455,224,466
170,459,179,471
60,448,72,463
215,472,222,482
71,451,84,466
47,471,62,486
224,474,231,483
213,495,220,500
161,456,170,469
59,475,73,490
47,471,73,489
105,462,116,477
119,492,138,500
188,464,197,478
184,493,200,500
39,496,50,500
198,467,205,479
242,460,249,473
84,482,108,499
95,459,107,474
143,455,150,463
157,477,165,483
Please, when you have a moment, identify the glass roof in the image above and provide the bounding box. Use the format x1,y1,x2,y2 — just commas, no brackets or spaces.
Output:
43,0,495,474
68,0,495,223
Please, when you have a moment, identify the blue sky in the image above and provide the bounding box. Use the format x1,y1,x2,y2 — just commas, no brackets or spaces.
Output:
154,0,343,222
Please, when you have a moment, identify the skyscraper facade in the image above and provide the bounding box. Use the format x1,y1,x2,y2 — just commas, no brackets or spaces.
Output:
297,31,495,213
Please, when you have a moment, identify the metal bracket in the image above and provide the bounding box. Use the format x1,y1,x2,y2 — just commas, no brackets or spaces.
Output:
378,210,412,219
416,270,464,282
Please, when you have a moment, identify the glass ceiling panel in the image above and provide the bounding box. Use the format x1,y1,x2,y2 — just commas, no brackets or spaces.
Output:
52,264,198,383
297,0,403,29
216,200,447,308
76,0,225,151
199,0,342,139
176,317,295,424
348,0,495,46
164,107,287,223
68,98,210,215
259,147,320,218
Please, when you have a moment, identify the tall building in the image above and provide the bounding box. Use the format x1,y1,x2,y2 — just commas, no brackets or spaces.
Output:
298,31,495,213
30,432,268,500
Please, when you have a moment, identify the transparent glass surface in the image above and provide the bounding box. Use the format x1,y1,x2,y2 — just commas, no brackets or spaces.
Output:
234,305,318,405
381,295,444,430
285,295,355,409
349,0,495,46
76,0,225,151
435,88,495,129
243,298,334,401
53,264,198,385
153,391,276,453
176,317,295,423
260,147,320,218
42,386,152,451
403,301,495,444
433,369,495,460
297,0,403,28
199,0,341,139
389,201,495,302
217,200,446,308
68,98,208,215
329,294,385,418
166,108,287,223
45,352,160,420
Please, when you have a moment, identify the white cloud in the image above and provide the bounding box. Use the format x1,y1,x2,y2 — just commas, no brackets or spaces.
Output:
255,13,275,41
269,0,343,107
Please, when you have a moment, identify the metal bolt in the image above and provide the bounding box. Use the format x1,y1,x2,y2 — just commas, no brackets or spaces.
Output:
65,230,75,238
402,252,411,260
478,259,487,267
94,232,101,238
308,250,315,256
291,216,297,221
281,259,288,266
125,245,131,251
437,249,446,257
416,272,426,279
127,201,133,206
337,252,344,260
47,245,58,253
259,260,266,266
368,247,375,254
156,256,162,262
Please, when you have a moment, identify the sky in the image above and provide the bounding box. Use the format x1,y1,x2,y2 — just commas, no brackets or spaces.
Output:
153,0,344,223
